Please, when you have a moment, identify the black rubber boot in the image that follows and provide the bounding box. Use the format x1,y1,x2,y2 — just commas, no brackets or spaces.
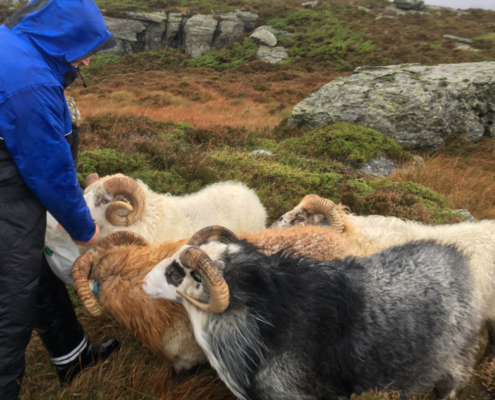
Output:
55,338,120,385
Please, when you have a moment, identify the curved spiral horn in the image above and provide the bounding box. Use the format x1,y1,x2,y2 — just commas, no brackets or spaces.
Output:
72,252,104,317
300,194,344,233
177,247,229,314
188,226,240,247
104,176,146,227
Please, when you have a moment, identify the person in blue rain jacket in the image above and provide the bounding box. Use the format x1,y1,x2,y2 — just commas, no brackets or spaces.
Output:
0,1,120,398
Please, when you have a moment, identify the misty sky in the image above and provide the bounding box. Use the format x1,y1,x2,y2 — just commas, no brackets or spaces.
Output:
424,0,495,10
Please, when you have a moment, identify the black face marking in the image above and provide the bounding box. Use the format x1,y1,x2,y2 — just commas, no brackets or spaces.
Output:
191,271,202,284
196,284,200,289
166,261,186,287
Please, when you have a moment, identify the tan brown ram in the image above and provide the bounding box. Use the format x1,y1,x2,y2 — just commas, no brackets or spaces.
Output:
72,198,378,373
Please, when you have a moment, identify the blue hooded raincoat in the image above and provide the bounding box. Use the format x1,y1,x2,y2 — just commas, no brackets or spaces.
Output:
0,0,116,242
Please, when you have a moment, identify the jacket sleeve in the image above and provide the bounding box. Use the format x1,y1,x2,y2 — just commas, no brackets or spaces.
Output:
0,85,95,242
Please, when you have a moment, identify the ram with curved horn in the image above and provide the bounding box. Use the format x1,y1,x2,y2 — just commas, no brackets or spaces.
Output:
144,226,480,400
273,193,495,361
73,217,378,376
82,173,268,249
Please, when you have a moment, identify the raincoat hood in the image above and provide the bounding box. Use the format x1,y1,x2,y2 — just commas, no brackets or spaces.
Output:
5,0,116,68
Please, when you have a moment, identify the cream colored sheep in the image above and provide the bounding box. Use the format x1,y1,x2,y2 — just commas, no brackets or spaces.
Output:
273,194,495,359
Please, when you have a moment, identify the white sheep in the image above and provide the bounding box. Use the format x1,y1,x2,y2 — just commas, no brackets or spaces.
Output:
272,194,495,359
83,173,267,245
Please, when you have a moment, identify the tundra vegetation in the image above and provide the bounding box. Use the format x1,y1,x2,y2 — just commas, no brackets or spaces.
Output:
10,0,495,399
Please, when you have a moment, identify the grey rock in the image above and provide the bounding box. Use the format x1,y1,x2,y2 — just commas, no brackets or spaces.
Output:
256,45,289,63
288,62,495,149
212,13,245,48
443,34,474,44
358,155,423,177
394,0,425,10
302,0,318,9
103,17,146,42
452,209,476,222
251,150,274,156
357,157,397,177
164,13,185,48
183,14,218,58
234,10,259,32
454,42,480,52
0,0,20,3
98,38,133,56
250,29,277,47
255,25,294,39
142,21,167,50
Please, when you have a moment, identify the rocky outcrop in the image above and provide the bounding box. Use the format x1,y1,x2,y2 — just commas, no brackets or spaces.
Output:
250,25,292,62
98,10,258,58
289,62,495,149
256,46,289,64
443,34,479,52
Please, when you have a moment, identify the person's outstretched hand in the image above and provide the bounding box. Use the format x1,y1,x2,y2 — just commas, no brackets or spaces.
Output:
73,224,99,247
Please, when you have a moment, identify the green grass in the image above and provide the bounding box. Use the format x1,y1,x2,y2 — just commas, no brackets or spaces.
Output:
267,8,377,70
190,38,258,70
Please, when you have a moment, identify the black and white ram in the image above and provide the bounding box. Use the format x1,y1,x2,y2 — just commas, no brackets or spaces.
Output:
143,227,480,400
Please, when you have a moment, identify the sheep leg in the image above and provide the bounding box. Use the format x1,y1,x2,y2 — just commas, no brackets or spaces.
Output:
482,319,495,360
434,375,457,400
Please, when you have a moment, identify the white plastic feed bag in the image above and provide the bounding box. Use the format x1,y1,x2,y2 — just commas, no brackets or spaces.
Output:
45,212,80,285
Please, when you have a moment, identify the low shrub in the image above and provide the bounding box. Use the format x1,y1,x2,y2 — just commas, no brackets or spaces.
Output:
279,122,412,166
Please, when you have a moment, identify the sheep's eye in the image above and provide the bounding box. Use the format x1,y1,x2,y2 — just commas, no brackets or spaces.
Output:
172,273,182,281
102,198,111,205
296,216,305,222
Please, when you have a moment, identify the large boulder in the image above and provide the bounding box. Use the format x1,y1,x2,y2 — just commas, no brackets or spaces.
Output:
126,12,167,51
183,14,219,58
212,13,245,48
289,62,495,149
163,13,185,48
103,17,147,42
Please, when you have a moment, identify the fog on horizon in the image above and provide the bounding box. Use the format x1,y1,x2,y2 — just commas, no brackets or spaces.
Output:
423,0,495,10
